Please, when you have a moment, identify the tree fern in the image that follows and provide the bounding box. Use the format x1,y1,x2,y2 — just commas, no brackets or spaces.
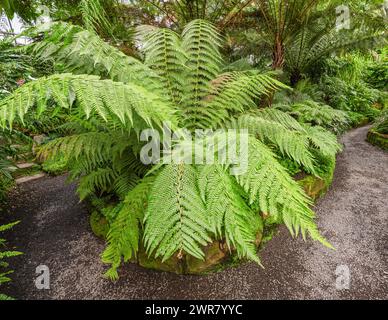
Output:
0,19,339,278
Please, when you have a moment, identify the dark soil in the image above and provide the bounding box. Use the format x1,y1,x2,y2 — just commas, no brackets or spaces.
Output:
1,125,387,300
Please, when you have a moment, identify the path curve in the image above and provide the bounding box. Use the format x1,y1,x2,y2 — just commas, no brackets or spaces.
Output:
1,125,387,300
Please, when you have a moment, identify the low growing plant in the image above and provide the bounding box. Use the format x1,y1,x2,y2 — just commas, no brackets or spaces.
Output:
0,221,22,300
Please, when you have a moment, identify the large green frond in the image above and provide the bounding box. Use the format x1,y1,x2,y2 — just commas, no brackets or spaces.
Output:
181,19,223,109
144,164,212,262
199,165,263,263
0,74,178,131
102,176,155,280
304,125,343,158
236,137,332,248
137,26,188,104
28,22,164,93
79,0,112,35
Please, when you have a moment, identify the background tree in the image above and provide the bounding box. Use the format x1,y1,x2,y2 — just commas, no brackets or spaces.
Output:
0,0,37,22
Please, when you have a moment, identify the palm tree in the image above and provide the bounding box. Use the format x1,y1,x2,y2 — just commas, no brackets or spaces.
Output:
252,0,319,70
226,0,386,84
0,19,339,278
285,1,387,84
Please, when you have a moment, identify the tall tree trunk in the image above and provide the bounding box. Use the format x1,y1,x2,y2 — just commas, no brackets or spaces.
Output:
263,35,285,107
271,35,285,70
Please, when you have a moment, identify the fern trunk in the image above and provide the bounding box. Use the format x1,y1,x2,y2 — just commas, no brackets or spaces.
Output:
271,36,285,70
290,70,302,87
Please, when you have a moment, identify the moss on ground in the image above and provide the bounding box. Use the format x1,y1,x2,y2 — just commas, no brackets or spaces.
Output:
42,156,69,176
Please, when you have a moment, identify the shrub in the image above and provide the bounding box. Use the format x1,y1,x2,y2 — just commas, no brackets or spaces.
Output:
320,76,381,117
0,222,22,300
365,61,388,91
373,109,388,135
274,100,349,134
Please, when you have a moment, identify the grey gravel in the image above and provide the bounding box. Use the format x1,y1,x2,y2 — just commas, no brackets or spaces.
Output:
1,125,387,300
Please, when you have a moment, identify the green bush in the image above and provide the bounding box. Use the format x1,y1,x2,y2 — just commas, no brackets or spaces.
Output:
320,76,381,118
42,155,69,176
0,222,22,300
346,111,370,127
365,61,388,91
373,109,388,135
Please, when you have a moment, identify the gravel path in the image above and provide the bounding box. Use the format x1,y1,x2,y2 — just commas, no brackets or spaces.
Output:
1,125,387,300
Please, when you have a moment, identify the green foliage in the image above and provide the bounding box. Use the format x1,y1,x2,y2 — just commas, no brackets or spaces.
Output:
0,19,340,279
0,40,52,100
79,0,112,35
0,0,37,21
346,111,369,128
41,154,69,176
102,176,154,280
275,100,350,134
316,53,386,119
0,128,31,200
365,61,388,91
0,221,22,300
27,22,162,91
373,109,388,135
287,24,386,82
319,75,382,118
278,158,301,176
